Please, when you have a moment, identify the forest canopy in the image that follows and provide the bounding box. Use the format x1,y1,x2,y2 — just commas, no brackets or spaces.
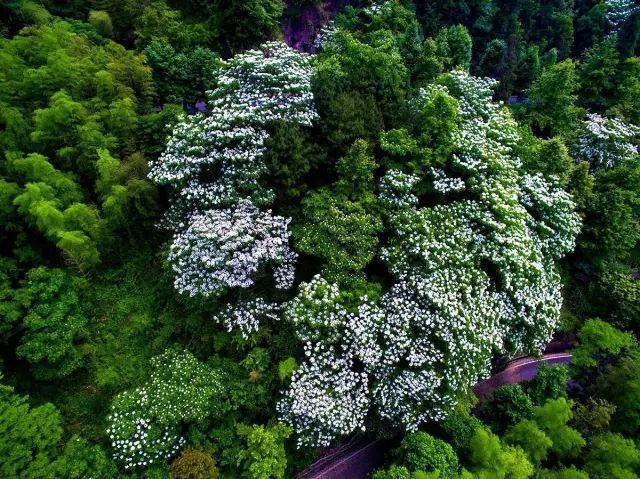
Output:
1,0,640,478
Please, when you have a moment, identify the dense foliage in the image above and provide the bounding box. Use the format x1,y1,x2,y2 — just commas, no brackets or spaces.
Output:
2,0,640,477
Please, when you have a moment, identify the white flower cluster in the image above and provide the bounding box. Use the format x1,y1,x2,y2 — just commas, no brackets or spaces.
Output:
280,71,581,448
277,276,381,447
278,345,370,448
213,297,282,338
168,200,297,297
149,42,317,299
520,173,582,258
431,167,466,194
363,0,388,16
313,21,339,51
107,387,185,470
378,169,419,211
577,112,639,169
606,0,640,27
107,349,224,469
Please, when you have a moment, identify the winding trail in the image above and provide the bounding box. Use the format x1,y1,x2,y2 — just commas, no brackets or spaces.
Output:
473,352,573,399
296,351,573,479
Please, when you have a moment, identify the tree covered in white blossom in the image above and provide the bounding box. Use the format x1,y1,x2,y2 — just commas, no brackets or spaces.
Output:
277,276,375,447
149,41,317,307
577,113,639,169
106,349,225,469
149,42,317,227
606,0,640,28
279,70,581,448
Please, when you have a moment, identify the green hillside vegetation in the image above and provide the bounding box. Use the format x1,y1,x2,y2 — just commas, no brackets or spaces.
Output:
1,0,640,478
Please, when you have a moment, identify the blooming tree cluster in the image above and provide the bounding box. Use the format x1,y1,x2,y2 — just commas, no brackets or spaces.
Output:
149,42,317,303
106,349,224,469
279,71,581,447
363,1,387,16
149,42,317,223
577,113,639,169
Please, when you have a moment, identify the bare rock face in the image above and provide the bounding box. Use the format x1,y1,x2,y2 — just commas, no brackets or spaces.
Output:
283,0,354,52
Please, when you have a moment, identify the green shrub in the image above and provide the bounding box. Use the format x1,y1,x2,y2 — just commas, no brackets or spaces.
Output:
572,398,617,436
236,423,292,479
523,364,569,405
441,410,483,455
398,432,459,478
371,465,412,479
88,10,113,37
476,384,534,434
584,433,640,479
170,449,220,479
504,419,552,463
533,398,585,458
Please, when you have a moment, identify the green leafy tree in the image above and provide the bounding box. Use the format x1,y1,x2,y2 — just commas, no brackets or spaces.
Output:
526,60,583,138
0,259,22,339
313,30,408,151
523,364,569,406
50,436,125,479
518,135,575,187
436,25,473,71
478,39,508,79
476,385,534,434
397,432,459,478
504,419,552,463
0,20,159,268
88,10,113,38
593,356,640,435
571,319,635,373
572,398,617,437
134,1,187,49
501,445,535,479
0,381,63,479
578,34,620,110
170,449,220,479
263,122,326,203
410,83,461,172
584,433,640,479
611,57,640,124
11,153,102,268
236,423,292,479
596,266,640,331
441,410,484,457
468,428,534,479
537,468,590,479
579,156,640,268
294,140,382,284
13,267,88,379
532,398,585,458
212,0,284,53
144,41,220,103
372,465,412,479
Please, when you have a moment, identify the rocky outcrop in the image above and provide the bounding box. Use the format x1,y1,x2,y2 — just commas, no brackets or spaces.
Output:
282,0,355,52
